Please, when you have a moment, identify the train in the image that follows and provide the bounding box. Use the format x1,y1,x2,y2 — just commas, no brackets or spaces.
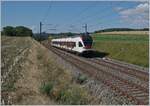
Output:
51,35,93,54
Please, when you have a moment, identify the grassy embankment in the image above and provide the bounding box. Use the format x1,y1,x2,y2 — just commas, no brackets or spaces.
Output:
92,32,149,67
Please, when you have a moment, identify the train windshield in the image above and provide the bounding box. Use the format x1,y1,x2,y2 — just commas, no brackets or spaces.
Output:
79,42,83,47
81,35,93,48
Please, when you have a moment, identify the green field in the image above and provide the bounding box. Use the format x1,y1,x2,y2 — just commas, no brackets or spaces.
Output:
92,33,149,67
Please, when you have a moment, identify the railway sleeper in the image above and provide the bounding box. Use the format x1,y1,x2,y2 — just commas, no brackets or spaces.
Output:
130,89,146,93
135,97,149,102
114,89,142,104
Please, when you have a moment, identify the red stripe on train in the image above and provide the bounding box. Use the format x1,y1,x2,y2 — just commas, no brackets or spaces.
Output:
84,45,92,49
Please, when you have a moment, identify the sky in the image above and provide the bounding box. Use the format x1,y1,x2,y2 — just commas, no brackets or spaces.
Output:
1,0,149,33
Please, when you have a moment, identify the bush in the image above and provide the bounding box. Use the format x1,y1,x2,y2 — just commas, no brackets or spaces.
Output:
2,26,33,37
2,26,16,36
15,26,33,36
77,74,87,84
40,82,54,95
58,86,89,105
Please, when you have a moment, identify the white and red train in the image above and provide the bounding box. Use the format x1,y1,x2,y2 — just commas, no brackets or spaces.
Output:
51,35,93,54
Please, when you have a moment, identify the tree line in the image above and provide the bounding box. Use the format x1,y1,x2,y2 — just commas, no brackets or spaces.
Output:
1,26,33,37
94,28,149,33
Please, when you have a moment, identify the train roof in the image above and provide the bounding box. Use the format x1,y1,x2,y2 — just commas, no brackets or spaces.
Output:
52,35,79,41
52,34,92,41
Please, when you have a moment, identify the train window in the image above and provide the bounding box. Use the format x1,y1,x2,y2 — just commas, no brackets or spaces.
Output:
70,42,75,48
73,42,76,47
78,42,83,47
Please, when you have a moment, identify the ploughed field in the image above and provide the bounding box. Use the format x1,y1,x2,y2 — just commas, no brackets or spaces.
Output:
92,32,149,67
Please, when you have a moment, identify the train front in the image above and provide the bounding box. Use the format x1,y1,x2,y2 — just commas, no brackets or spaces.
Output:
81,35,93,54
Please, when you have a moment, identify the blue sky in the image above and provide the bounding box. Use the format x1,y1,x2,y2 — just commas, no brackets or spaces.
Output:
1,1,149,33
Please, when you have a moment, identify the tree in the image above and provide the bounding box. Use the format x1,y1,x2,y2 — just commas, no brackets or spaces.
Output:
2,26,33,37
2,26,15,36
66,32,74,36
15,26,33,36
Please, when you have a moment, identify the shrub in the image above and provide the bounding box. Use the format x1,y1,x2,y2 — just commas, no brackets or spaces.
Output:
15,26,33,36
37,53,43,60
40,82,54,95
2,26,16,36
77,74,87,84
2,26,33,37
58,86,89,105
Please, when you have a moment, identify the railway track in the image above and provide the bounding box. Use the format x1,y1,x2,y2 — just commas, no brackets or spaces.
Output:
88,58,149,82
42,43,149,105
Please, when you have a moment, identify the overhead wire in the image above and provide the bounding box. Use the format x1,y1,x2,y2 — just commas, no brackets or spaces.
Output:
42,0,53,23
71,3,114,25
65,2,122,33
60,1,98,32
72,2,122,26
67,2,98,24
88,2,143,30
80,2,136,32
40,1,136,33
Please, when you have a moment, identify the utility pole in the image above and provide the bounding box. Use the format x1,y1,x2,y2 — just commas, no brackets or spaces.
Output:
39,22,42,43
40,22,42,36
83,24,88,35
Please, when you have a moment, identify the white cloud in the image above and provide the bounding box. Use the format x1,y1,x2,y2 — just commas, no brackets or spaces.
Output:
118,3,149,28
114,7,124,12
120,3,148,15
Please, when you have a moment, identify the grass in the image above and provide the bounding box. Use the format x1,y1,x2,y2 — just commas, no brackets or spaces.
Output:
92,34,148,42
92,33,149,67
